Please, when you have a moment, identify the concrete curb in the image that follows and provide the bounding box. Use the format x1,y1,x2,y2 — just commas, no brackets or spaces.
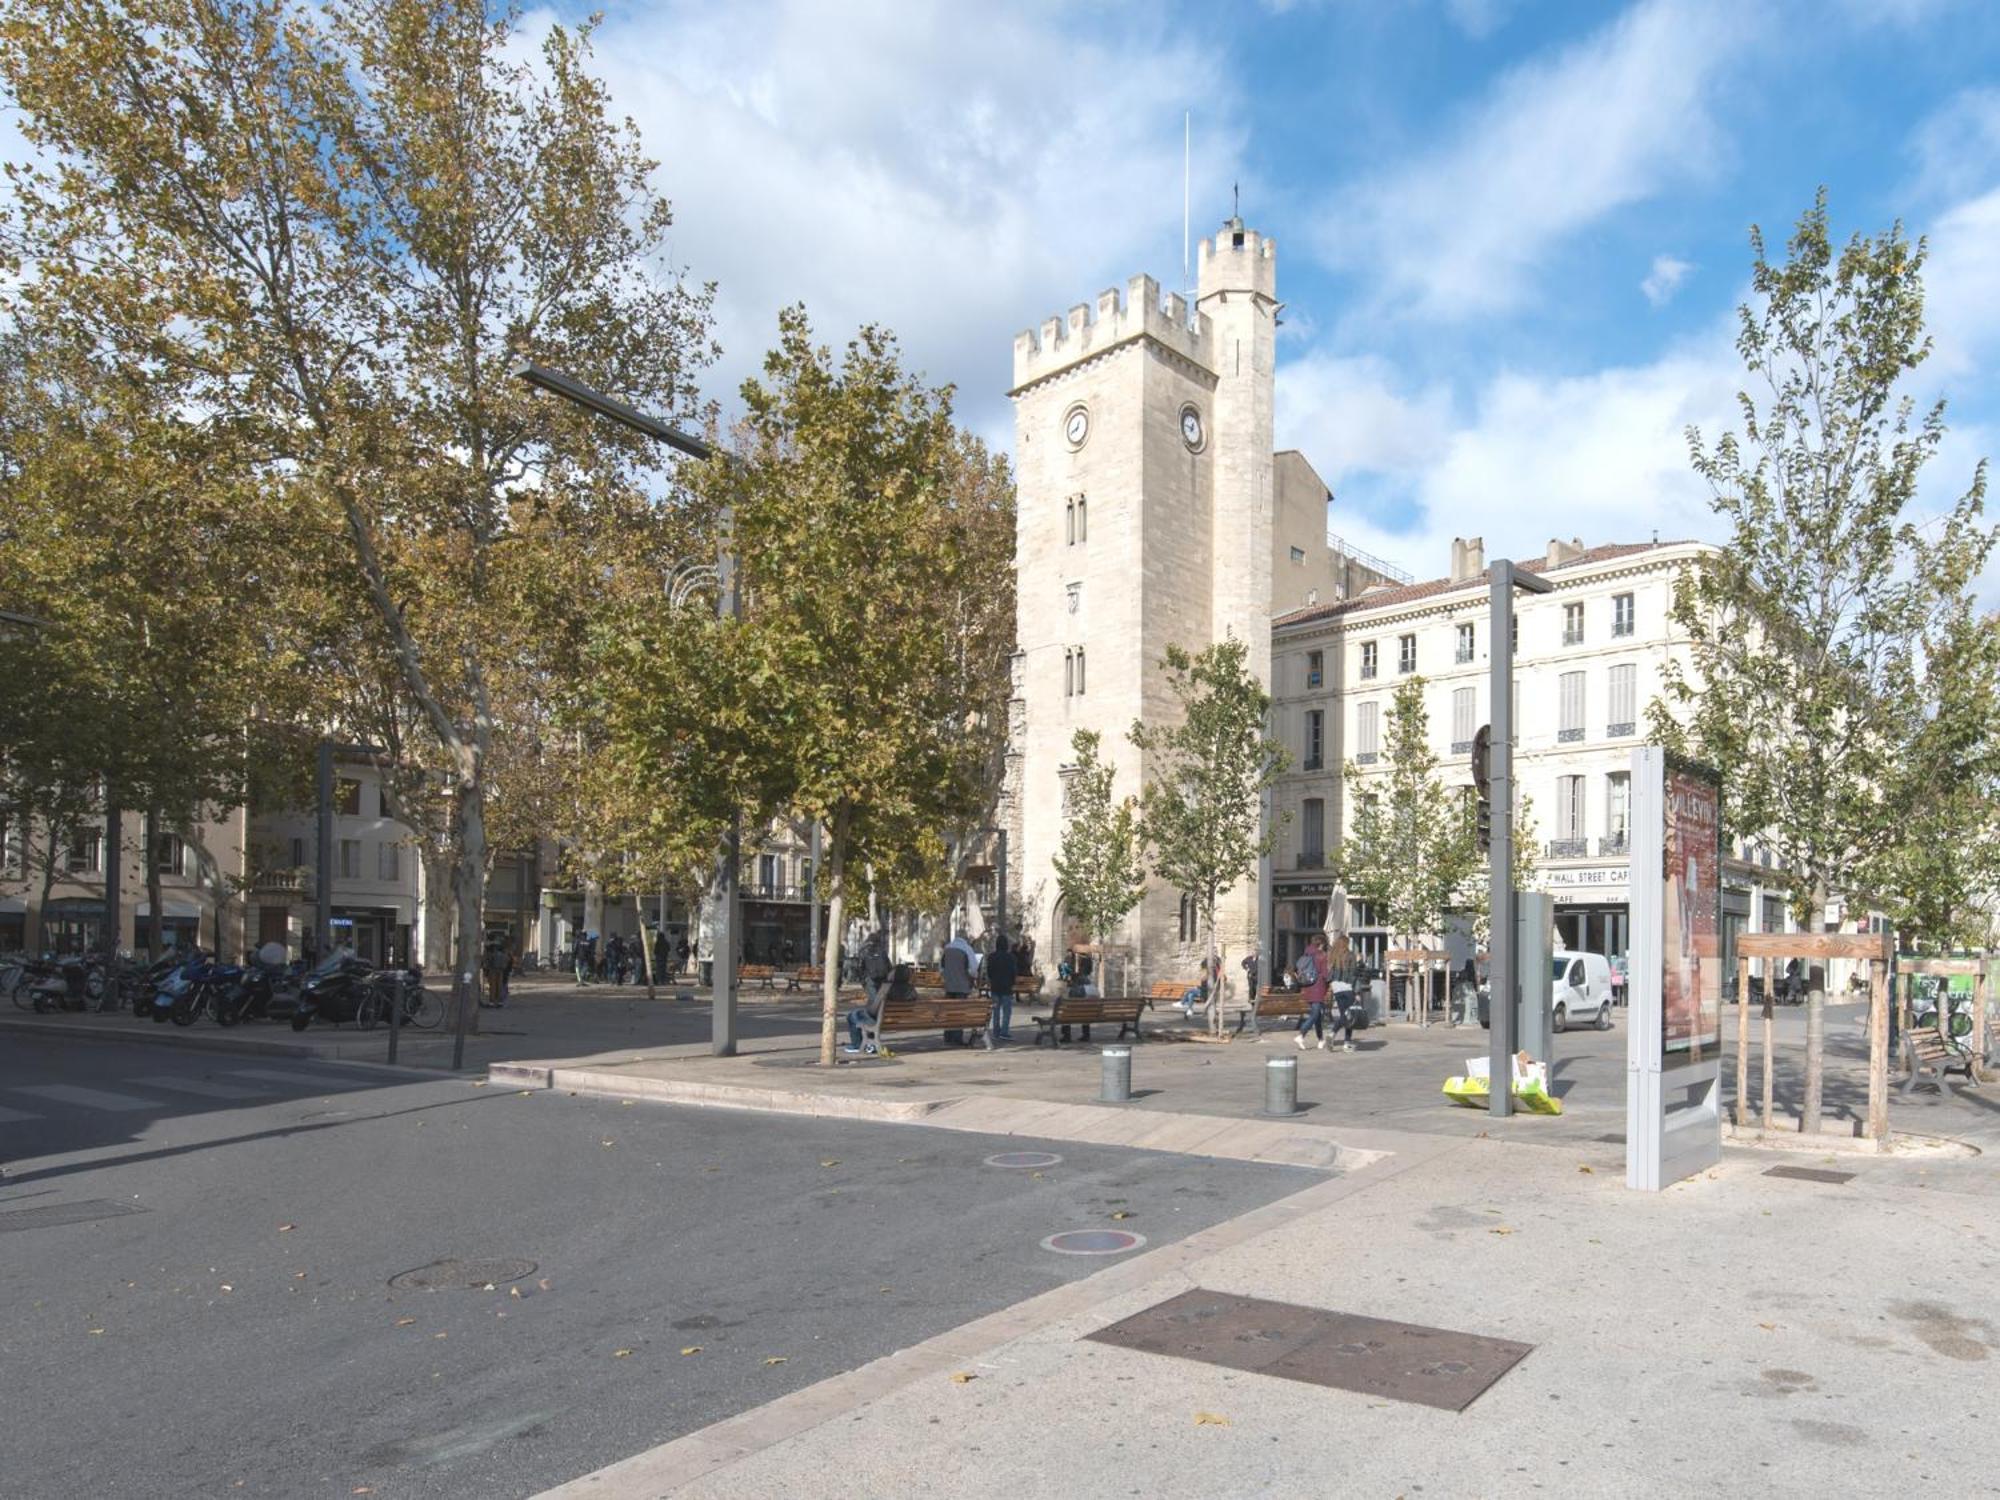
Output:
0,1014,463,1073
522,1064,956,1124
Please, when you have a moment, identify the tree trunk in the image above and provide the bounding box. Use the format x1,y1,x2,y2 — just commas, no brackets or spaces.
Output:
1801,987,1823,1134
449,782,486,1038
819,807,850,1067
32,815,59,952
145,808,163,960
420,841,456,971
636,891,656,1002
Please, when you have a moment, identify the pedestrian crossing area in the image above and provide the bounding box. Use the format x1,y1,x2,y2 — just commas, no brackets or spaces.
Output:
0,1062,386,1123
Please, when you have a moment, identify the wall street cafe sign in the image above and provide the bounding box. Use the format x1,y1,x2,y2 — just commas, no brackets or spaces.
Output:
1542,865,1628,904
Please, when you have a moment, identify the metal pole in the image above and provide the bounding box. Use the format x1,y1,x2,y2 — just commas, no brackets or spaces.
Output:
315,739,334,959
712,506,740,1057
1257,776,1273,999
1489,563,1516,1118
101,779,121,980
994,828,1008,948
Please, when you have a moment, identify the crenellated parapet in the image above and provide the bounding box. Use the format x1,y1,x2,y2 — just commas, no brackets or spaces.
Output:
1011,273,1212,394
1196,220,1277,302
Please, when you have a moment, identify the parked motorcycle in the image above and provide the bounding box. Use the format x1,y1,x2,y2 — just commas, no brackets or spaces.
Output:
151,951,214,1024
290,953,381,1031
125,952,190,1018
213,962,281,1026
23,955,94,1014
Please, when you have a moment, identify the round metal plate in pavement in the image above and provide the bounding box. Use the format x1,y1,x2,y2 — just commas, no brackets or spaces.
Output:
388,1256,538,1291
1040,1229,1147,1257
984,1151,1063,1170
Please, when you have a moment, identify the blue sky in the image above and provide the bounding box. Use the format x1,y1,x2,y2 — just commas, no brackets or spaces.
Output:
537,1,1998,587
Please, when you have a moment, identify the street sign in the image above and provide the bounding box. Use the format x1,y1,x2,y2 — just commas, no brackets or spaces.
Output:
1471,724,1491,795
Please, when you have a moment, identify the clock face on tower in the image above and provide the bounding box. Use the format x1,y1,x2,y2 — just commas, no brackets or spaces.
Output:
1180,405,1205,451
1064,404,1089,449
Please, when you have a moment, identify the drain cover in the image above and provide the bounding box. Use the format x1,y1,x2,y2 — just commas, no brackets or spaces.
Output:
0,1199,149,1232
388,1257,538,1290
1041,1228,1146,1256
985,1151,1062,1169
1764,1165,1854,1185
1088,1289,1532,1411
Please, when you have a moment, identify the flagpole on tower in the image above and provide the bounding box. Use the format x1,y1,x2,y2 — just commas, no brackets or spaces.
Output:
1182,110,1191,308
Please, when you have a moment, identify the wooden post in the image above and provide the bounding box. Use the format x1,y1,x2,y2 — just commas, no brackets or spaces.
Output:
1735,956,1751,1129
1761,995,1775,1133
1866,957,1890,1148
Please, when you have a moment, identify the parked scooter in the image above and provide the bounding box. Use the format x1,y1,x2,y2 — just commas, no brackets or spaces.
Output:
23,955,93,1013
151,951,214,1024
213,962,279,1026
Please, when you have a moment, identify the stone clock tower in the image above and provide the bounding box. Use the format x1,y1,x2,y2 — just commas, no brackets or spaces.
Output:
1005,216,1278,988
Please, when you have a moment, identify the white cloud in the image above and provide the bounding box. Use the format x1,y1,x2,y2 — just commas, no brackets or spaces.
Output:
512,0,1245,442
1275,326,1743,579
1907,88,2000,204
1920,186,2000,378
1315,0,1744,322
1641,254,1694,307
1444,0,1514,39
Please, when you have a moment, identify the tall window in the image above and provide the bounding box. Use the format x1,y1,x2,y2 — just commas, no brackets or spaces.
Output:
379,842,400,882
1360,641,1378,680
1075,646,1085,695
1511,612,1519,652
1606,772,1631,842
1178,893,1198,943
66,826,102,874
1455,622,1474,664
1076,496,1087,543
338,838,362,880
1306,649,1323,689
1301,798,1325,863
1064,648,1085,697
1303,710,1324,770
1556,775,1586,840
154,833,186,876
1607,663,1637,735
1065,498,1074,545
1397,633,1416,673
1451,686,1475,749
1612,591,1635,638
1558,671,1585,741
333,777,361,816
290,836,307,869
759,853,779,890
1357,701,1380,759
1562,602,1584,646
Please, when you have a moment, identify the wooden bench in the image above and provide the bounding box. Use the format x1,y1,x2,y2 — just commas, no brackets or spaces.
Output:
788,966,821,991
738,963,780,990
1903,1027,1980,1094
1033,993,1147,1047
1237,985,1362,1039
861,993,994,1052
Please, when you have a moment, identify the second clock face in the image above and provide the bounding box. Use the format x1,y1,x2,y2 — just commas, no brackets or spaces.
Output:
1181,406,1204,450
1065,405,1089,447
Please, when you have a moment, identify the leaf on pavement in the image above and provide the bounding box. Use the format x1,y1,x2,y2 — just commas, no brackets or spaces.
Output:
220,1284,234,1292
1577,1166,1593,1174
277,1223,295,1232
819,1159,840,1168
680,1346,701,1357
763,1356,788,1366
1488,1227,1514,1236
1758,1322,1776,1331
600,1139,616,1148
614,1349,633,1358
537,1278,552,1291
88,1328,105,1335
1110,1211,1132,1220
949,1371,976,1384
1194,1411,1230,1426
395,1317,417,1327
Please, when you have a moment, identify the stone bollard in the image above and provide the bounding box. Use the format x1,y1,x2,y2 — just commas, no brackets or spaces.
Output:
1100,1045,1133,1103
1264,1055,1298,1117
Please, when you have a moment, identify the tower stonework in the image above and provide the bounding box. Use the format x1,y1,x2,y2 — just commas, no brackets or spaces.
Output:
1006,220,1278,991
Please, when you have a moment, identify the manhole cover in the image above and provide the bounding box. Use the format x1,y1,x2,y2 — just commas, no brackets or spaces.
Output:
1764,1165,1854,1185
0,1199,149,1232
985,1151,1062,1169
388,1256,538,1291
1041,1229,1146,1256
1088,1289,1533,1412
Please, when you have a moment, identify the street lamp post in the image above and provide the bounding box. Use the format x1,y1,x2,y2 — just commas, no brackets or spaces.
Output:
1487,559,1553,1117
514,360,741,1056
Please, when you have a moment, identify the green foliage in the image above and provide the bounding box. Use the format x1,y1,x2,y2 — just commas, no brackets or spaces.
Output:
1130,638,1287,1014
1340,677,1476,947
1653,191,1994,936
591,308,1016,1062
1050,730,1147,947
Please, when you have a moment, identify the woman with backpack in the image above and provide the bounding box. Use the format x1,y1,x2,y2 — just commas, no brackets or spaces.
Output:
1294,933,1337,1050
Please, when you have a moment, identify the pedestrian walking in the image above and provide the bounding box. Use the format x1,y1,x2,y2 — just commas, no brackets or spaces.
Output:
1294,933,1332,1050
575,931,596,987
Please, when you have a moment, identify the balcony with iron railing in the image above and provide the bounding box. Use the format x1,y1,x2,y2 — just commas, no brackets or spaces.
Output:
1545,837,1590,860
251,867,312,898
1598,833,1629,856
1295,850,1326,870
741,881,812,903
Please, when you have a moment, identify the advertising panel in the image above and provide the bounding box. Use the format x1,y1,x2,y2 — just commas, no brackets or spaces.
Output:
1662,759,1722,1061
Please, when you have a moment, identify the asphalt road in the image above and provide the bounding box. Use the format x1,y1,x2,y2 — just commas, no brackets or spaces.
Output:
0,1035,1317,1499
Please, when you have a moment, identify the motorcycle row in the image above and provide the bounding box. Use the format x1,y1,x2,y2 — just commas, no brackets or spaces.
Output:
4,949,439,1033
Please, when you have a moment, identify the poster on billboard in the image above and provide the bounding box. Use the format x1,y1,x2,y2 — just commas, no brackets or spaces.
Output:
1661,756,1722,1062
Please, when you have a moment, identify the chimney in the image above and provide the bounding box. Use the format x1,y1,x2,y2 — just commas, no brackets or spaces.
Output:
1546,536,1585,568
1450,536,1485,584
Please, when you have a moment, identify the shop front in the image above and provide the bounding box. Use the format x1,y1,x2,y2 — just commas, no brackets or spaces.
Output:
1545,864,1630,961
1273,880,1334,976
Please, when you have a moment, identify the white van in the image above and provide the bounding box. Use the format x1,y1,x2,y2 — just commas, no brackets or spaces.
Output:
1551,951,1615,1032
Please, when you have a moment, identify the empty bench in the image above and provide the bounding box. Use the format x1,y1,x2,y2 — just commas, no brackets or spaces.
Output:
1903,1027,1980,1094
861,993,994,1052
738,963,780,990
1033,992,1147,1047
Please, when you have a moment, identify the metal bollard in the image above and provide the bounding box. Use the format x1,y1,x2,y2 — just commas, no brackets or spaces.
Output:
1100,1045,1133,1103
1264,1055,1298,1117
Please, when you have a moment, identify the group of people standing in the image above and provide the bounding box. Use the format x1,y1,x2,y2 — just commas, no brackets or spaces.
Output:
568,930,686,987
845,927,1033,1055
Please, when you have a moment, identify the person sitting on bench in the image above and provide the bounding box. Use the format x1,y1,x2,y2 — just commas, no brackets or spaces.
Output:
844,930,893,1056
